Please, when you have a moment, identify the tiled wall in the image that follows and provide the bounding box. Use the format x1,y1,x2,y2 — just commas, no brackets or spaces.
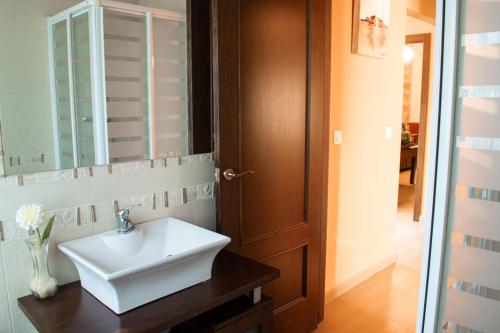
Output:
0,153,216,332
0,118,4,177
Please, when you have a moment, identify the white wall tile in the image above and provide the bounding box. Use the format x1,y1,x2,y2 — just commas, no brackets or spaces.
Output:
0,246,13,333
0,177,92,236
1,239,38,333
167,198,216,231
1,225,93,332
0,154,215,331
49,225,94,285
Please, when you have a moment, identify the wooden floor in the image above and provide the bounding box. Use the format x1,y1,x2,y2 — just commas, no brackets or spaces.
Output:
315,171,423,333
315,262,420,333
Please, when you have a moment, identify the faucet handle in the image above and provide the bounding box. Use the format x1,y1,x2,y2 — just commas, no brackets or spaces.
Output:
116,204,141,220
117,207,130,221
116,205,140,234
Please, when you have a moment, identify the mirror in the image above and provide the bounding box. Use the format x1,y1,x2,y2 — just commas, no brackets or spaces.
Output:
0,0,211,177
402,42,424,129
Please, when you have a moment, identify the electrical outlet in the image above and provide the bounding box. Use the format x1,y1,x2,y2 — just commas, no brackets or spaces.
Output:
385,126,393,139
334,130,343,145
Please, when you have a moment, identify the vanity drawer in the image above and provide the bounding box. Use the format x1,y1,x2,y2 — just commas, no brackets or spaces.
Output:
172,295,273,333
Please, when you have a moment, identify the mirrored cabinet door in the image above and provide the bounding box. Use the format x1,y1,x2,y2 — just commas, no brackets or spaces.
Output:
153,16,189,158
103,10,150,164
0,0,209,177
0,0,213,177
50,19,76,169
72,12,96,167
49,9,97,168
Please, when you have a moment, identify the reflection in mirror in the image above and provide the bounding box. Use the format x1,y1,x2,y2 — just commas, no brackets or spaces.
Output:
0,0,211,177
402,42,424,125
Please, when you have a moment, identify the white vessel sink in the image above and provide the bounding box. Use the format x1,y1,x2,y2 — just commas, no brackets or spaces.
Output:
58,217,230,314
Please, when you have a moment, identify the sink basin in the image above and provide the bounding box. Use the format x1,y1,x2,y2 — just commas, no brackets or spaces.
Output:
58,217,231,314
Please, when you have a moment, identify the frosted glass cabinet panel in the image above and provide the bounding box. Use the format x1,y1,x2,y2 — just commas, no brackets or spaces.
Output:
103,10,150,163
438,1,500,332
52,20,76,169
72,12,95,167
153,17,189,157
50,12,96,169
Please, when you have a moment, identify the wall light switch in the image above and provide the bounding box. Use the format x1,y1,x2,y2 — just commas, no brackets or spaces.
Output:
334,130,343,145
385,126,393,139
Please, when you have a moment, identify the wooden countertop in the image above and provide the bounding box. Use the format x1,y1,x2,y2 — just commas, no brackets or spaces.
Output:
18,250,279,333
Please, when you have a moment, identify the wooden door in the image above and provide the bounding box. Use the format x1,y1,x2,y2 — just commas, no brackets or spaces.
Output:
213,0,328,332
406,34,431,222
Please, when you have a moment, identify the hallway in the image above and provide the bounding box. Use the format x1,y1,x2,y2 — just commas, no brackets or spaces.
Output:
316,171,425,332
316,262,420,332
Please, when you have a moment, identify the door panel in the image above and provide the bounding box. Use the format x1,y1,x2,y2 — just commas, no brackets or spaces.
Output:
213,0,327,331
240,0,308,240
261,246,307,310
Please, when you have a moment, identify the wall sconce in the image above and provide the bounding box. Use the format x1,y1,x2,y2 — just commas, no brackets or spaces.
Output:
403,45,415,64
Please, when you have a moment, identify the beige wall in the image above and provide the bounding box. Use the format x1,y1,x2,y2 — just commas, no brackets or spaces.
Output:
0,155,215,332
324,0,407,297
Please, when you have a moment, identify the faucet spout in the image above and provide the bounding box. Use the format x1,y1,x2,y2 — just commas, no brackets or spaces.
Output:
116,207,135,234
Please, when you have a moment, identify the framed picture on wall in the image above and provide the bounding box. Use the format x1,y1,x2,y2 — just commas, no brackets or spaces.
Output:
352,0,391,58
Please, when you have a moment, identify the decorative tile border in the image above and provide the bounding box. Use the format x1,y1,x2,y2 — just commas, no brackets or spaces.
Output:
0,153,214,242
5,153,50,168
0,181,214,242
0,153,213,190
0,116,4,178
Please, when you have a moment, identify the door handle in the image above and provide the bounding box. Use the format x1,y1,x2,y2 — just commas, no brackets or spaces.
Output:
223,168,254,181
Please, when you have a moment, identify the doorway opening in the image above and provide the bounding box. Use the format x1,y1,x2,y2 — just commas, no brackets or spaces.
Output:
396,31,431,275
317,2,437,332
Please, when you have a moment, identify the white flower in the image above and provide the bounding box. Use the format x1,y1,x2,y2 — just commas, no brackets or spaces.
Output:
15,204,46,231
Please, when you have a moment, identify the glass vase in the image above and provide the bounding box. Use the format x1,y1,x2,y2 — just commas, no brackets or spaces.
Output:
25,237,58,300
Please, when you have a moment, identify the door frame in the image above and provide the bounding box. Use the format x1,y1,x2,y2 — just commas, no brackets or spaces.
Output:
318,0,332,322
416,0,460,331
405,33,432,222
211,0,332,325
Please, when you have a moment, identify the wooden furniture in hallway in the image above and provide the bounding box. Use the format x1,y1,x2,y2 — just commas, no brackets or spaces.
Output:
400,146,418,185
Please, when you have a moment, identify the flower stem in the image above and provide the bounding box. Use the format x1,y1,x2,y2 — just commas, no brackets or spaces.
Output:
36,229,42,242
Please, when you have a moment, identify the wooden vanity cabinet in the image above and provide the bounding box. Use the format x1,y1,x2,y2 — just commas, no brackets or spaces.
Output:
172,295,273,333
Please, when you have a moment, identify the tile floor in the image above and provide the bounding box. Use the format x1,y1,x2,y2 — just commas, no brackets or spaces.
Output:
315,171,425,333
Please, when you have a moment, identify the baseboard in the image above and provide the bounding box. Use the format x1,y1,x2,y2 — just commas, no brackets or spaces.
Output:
324,254,397,305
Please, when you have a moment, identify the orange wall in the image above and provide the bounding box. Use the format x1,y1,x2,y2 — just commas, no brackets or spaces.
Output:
324,0,407,297
408,0,436,20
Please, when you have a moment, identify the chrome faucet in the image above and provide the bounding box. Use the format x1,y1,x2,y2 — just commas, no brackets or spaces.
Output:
116,207,135,234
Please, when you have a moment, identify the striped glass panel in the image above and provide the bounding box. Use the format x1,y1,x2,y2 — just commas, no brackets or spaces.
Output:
438,0,500,332
153,17,189,157
103,9,150,161
52,20,75,169
72,12,95,167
